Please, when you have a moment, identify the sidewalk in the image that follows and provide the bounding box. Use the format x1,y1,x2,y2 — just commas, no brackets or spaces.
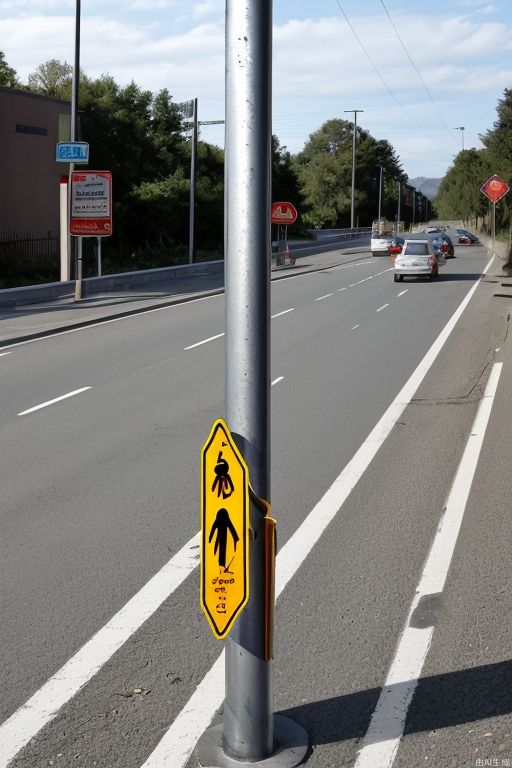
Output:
0,247,369,347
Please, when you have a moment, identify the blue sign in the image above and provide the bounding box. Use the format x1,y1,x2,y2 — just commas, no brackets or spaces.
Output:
56,142,89,163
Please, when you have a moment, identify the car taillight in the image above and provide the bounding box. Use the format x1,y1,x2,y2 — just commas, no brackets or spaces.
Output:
442,243,448,252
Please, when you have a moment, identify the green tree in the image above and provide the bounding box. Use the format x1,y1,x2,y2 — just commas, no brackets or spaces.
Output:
0,51,19,87
27,59,73,98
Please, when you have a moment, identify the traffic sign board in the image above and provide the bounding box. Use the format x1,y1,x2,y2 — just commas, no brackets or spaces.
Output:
56,142,89,163
480,174,510,203
70,171,113,236
271,201,298,225
200,419,249,639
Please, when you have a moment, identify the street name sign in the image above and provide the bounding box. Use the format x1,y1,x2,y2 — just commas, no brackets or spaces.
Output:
56,141,89,163
271,201,298,225
70,171,113,236
480,175,510,204
200,419,249,639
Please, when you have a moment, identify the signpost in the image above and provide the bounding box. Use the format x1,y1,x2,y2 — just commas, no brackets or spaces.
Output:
56,141,89,163
201,419,250,639
271,202,297,266
481,174,510,260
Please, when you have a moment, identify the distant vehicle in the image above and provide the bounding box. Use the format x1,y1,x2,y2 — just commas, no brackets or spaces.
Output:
393,238,446,282
387,236,405,256
456,228,479,244
424,226,442,234
371,218,394,256
441,234,455,257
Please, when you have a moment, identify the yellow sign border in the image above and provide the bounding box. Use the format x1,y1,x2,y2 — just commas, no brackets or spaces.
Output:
200,418,250,639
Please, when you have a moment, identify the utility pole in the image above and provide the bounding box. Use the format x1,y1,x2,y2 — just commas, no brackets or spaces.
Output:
397,181,401,234
344,109,363,229
195,1,308,764
454,126,465,151
377,165,384,221
71,0,82,301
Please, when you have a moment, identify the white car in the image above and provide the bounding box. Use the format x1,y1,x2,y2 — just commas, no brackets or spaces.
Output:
370,235,394,256
393,238,446,282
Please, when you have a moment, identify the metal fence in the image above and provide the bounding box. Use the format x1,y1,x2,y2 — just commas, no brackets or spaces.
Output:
0,229,58,262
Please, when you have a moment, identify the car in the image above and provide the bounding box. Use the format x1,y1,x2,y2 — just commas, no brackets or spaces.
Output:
393,238,446,282
387,236,405,256
424,227,442,234
440,234,455,257
456,228,479,244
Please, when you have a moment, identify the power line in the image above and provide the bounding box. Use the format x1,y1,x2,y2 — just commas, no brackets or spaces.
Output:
334,0,455,161
378,0,461,151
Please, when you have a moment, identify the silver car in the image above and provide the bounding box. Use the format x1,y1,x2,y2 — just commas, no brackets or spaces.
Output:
393,238,446,282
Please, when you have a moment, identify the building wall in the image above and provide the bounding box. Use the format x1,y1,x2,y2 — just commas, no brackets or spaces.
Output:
0,88,71,238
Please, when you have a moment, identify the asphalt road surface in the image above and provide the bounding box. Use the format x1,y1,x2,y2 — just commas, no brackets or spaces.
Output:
2,241,512,768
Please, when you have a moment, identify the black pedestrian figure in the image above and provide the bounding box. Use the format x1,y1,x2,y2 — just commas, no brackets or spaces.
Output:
211,451,235,499
209,508,239,570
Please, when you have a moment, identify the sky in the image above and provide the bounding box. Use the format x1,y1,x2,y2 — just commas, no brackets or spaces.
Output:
1,0,512,180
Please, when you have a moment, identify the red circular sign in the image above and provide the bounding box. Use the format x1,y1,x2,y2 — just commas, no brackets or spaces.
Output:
480,175,510,203
271,201,298,225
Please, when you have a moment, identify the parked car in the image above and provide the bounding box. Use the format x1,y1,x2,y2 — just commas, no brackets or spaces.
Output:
393,238,446,282
387,236,405,256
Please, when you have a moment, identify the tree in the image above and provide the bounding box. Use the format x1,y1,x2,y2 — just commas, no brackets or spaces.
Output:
0,51,19,87
27,59,73,98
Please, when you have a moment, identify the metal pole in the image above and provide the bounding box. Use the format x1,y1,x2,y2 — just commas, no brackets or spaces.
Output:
97,236,102,276
195,2,308,766
378,165,383,221
397,181,401,234
344,109,363,229
188,97,198,264
71,0,82,298
492,202,496,261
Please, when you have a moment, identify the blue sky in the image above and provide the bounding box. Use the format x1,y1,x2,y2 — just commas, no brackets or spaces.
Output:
2,0,512,179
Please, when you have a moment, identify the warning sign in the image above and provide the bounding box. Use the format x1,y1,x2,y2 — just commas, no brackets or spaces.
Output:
200,419,249,639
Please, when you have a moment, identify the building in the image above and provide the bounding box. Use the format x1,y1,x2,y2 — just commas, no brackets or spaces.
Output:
0,87,71,239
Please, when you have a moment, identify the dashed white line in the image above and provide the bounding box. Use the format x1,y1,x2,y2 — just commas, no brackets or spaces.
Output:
17,387,91,416
352,325,360,330
376,304,389,313
314,293,333,301
184,332,224,350
271,377,284,386
337,287,347,292
271,308,294,319
349,283,358,287
354,362,502,768
397,290,408,297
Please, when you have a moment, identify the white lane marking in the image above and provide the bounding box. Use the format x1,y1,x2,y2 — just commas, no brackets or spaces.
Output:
337,287,347,292
184,332,224,350
0,294,220,351
397,290,408,297
0,351,12,357
138,257,494,768
349,283,358,287
185,310,294,349
376,304,389,313
352,325,360,330
0,533,201,768
17,387,91,416
271,377,284,386
271,308,294,319
1,257,493,768
354,362,502,768
314,293,333,301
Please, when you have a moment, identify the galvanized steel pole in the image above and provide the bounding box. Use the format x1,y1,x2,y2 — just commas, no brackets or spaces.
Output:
194,1,308,765
188,97,198,264
344,109,363,229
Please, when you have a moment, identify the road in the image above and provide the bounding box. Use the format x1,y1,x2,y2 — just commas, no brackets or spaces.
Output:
2,241,512,768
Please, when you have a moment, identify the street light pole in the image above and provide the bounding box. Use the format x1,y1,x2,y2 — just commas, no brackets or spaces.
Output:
377,165,383,221
454,126,465,151
71,0,82,301
344,109,363,229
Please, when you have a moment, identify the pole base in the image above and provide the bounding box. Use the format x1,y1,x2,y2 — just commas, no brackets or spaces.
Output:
194,714,309,768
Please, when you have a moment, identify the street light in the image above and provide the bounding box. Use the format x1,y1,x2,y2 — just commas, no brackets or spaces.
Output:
344,109,363,228
454,126,465,151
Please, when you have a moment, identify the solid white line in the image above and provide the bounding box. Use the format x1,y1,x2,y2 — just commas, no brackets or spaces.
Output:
1,258,493,768
376,304,389,313
0,294,220,351
397,290,408,297
184,332,224,350
138,258,494,768
271,308,294,319
352,325,360,330
0,533,201,768
314,293,333,301
271,376,284,386
0,351,12,357
354,362,502,768
17,387,91,416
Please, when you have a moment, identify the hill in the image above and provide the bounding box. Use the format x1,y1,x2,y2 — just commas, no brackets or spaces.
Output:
409,177,442,200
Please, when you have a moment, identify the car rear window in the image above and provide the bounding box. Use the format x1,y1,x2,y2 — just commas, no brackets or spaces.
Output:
404,242,429,255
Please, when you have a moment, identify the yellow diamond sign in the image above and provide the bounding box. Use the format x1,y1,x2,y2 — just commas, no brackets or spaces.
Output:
200,419,249,639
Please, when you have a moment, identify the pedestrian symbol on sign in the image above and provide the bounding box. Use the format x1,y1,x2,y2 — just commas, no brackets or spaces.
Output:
209,508,239,570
